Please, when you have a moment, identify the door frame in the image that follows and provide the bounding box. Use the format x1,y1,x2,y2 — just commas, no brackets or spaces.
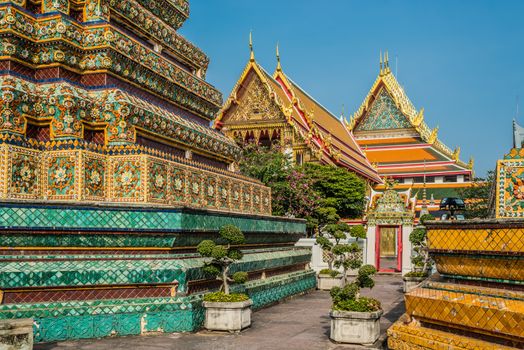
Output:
375,225,402,272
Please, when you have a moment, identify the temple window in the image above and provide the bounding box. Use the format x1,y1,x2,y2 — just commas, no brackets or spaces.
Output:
296,152,303,165
258,130,272,148
84,128,105,145
26,122,50,142
413,176,435,183
444,175,457,183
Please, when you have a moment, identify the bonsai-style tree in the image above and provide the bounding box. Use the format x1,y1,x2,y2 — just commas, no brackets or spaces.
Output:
330,264,380,312
317,224,366,278
408,225,433,277
197,224,249,297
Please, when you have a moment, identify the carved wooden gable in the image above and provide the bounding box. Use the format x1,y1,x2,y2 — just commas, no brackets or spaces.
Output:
225,73,285,123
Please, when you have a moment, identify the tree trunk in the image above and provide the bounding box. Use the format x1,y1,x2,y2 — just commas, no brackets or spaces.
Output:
223,265,230,295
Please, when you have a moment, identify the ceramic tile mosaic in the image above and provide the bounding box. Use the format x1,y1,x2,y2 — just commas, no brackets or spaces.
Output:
433,254,524,283
0,248,311,291
0,205,304,234
404,286,524,341
0,270,315,343
427,227,524,253
389,219,524,349
387,322,517,350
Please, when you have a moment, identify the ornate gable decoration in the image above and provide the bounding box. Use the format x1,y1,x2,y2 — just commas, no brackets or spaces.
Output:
354,89,412,131
223,74,285,123
366,187,414,226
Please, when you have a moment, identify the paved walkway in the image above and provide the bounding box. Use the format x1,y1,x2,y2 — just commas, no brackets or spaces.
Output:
35,275,404,350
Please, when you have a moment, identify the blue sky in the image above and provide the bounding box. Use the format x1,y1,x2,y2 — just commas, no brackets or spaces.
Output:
180,0,524,177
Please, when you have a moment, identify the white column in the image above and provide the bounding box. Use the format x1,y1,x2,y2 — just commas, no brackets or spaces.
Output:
401,225,413,275
366,226,376,268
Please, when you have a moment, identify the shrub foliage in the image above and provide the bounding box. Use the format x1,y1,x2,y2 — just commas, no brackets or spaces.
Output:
197,224,248,297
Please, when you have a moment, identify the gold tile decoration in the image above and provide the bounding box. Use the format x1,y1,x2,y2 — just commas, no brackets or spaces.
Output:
428,227,524,253
404,284,524,341
388,152,524,349
387,321,517,350
434,255,524,282
426,281,524,301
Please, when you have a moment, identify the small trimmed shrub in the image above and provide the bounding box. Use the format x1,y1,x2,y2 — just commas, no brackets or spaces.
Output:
203,291,249,303
197,224,249,296
419,214,435,224
319,269,339,278
330,265,381,312
409,226,433,276
404,271,428,278
316,224,366,278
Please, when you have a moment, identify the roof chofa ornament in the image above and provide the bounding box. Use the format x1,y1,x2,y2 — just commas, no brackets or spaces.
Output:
249,31,255,62
276,42,282,72
380,50,391,76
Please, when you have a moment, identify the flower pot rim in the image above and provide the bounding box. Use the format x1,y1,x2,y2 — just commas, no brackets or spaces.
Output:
402,275,428,281
318,274,344,278
330,309,383,319
203,299,253,308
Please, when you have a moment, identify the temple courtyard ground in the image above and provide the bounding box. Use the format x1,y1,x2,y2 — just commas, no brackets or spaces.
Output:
35,275,404,350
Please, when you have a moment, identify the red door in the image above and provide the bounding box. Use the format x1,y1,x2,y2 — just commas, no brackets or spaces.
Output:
375,226,402,272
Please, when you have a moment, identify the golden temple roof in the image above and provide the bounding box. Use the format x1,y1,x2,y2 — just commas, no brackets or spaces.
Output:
216,51,382,183
346,52,470,171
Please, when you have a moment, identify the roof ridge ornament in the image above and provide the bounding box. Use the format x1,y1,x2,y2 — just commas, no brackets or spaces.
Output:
249,31,255,62
379,50,391,75
379,50,383,75
276,42,282,72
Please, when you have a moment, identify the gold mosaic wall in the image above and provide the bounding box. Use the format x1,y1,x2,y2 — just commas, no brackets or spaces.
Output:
0,144,271,215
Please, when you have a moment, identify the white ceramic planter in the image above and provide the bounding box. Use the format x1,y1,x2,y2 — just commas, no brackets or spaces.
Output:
403,276,427,293
317,274,344,290
330,309,383,344
0,318,33,350
203,299,253,332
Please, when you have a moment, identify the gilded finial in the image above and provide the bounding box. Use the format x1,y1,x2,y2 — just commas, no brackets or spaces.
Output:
452,147,461,161
428,126,439,144
379,50,383,75
468,156,474,170
413,108,424,127
276,42,281,72
385,51,390,73
249,31,255,62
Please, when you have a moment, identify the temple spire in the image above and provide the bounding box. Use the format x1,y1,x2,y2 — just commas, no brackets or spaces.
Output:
276,43,282,72
379,51,383,74
249,31,255,62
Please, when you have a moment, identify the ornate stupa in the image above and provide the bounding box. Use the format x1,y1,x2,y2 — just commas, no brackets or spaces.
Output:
0,0,315,342
387,129,524,348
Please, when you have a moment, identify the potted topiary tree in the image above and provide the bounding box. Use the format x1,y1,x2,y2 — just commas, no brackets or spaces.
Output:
198,224,252,332
316,223,349,290
329,265,382,344
333,225,367,280
403,215,434,292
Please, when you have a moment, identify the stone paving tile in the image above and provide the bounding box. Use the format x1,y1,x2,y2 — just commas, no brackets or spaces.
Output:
35,275,404,350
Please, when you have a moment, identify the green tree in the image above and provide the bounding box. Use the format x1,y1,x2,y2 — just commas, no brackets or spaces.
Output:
197,225,248,295
457,171,495,219
303,163,366,219
238,144,319,217
330,265,380,312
